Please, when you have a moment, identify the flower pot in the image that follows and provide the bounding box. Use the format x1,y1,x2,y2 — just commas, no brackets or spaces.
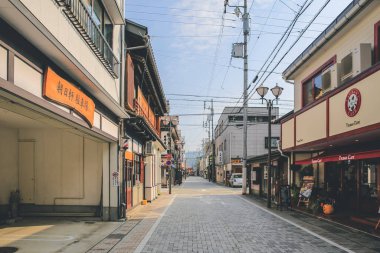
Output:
323,204,334,215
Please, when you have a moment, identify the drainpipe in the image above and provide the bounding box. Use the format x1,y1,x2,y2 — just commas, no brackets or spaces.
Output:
277,140,291,185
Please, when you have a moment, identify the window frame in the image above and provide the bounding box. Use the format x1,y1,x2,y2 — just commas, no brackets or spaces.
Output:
374,21,380,63
301,56,336,107
81,0,113,48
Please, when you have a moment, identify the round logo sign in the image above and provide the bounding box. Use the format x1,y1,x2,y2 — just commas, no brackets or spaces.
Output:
345,88,361,117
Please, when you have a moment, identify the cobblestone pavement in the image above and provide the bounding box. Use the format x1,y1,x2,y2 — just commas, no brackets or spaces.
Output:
91,177,380,253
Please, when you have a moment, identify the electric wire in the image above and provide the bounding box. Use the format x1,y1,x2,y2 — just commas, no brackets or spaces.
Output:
259,0,332,86
229,0,306,115
206,11,226,95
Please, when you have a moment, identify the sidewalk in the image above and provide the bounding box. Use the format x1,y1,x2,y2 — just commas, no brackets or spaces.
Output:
87,189,175,253
243,195,380,252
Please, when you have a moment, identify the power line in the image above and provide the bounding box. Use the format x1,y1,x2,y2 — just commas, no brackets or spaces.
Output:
128,19,324,33
150,33,316,39
245,0,313,103
128,18,236,28
125,10,330,26
259,0,332,85
125,3,335,18
206,11,226,95
166,93,242,99
153,52,285,74
166,97,294,103
253,0,311,87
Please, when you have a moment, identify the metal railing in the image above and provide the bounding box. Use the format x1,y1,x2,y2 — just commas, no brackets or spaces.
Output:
55,0,119,78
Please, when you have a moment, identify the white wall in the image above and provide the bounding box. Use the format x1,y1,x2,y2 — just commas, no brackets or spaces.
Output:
20,129,103,205
19,0,121,102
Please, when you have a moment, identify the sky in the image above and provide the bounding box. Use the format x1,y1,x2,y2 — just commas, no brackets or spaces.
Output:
125,0,352,152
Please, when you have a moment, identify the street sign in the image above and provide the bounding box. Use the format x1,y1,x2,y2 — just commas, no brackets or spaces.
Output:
218,151,223,165
112,171,119,187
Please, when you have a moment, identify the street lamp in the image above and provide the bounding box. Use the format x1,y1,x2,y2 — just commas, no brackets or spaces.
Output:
256,83,283,208
162,115,178,194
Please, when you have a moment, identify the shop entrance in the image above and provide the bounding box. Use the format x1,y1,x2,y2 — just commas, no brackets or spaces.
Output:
325,159,379,214
126,160,133,209
0,101,105,218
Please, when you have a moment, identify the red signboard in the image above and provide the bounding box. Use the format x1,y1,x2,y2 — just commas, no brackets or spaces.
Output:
345,88,361,117
295,150,380,165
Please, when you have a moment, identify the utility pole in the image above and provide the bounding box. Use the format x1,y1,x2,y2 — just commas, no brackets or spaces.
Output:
204,100,215,182
242,0,249,195
226,0,249,195
211,99,215,182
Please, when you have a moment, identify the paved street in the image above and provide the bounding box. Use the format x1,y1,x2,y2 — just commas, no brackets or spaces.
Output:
89,177,380,253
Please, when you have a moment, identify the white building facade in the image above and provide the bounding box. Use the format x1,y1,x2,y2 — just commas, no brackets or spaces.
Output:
214,107,280,184
0,0,126,220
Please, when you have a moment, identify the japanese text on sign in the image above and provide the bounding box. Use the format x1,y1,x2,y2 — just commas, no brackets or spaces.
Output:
43,67,95,127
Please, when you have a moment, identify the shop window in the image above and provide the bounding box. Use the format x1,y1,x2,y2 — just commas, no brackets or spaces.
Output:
340,53,353,83
302,79,313,106
361,162,377,199
302,59,335,106
134,154,141,184
375,21,380,63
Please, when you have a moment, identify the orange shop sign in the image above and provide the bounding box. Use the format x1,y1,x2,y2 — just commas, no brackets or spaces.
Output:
43,67,95,127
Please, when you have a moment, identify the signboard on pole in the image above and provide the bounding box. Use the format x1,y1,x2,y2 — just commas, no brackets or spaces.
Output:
218,151,223,165
112,171,119,187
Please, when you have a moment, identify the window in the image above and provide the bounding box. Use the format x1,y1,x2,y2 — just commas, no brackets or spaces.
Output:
302,57,335,106
265,137,280,149
228,116,243,122
375,21,380,63
134,154,141,184
81,0,113,48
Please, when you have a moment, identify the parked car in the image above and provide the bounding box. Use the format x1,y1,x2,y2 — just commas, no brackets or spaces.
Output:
229,173,242,187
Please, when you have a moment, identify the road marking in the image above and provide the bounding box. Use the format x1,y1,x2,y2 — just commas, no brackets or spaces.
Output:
239,196,355,253
134,195,176,253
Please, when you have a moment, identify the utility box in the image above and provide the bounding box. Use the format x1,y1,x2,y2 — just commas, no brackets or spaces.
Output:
232,43,244,58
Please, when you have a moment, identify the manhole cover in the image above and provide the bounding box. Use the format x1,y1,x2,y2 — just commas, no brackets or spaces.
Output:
106,233,125,239
0,247,18,253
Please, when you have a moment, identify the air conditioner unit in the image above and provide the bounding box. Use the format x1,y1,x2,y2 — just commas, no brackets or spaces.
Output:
145,141,153,156
353,43,372,75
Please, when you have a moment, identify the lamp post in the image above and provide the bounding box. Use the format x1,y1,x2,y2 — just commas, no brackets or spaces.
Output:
162,115,178,194
256,84,283,208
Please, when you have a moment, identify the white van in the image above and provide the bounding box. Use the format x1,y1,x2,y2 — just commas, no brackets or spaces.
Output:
229,173,242,187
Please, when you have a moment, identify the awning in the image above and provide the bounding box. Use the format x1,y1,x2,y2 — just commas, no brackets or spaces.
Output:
295,149,380,165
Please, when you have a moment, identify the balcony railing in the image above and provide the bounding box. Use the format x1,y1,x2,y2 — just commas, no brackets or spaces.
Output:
134,99,160,136
54,0,119,78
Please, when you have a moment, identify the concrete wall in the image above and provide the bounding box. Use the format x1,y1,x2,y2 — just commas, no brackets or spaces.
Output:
218,124,281,162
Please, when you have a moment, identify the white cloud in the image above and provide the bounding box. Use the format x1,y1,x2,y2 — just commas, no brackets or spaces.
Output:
171,0,229,52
